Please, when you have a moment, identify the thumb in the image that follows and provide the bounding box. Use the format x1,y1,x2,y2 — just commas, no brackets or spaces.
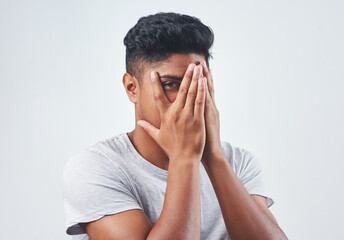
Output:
137,120,159,141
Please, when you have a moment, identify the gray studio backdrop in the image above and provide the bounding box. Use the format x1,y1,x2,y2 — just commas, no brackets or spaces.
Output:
1,0,343,239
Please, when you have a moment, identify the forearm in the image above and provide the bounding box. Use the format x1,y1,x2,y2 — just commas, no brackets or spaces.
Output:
146,159,201,240
203,156,287,240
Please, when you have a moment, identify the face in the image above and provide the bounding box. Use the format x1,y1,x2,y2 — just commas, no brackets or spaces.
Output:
136,53,206,129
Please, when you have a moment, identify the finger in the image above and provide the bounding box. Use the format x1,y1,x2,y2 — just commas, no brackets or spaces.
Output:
174,63,196,108
184,65,202,113
137,120,159,142
205,75,212,107
194,77,207,118
200,60,215,101
151,71,170,116
208,68,215,104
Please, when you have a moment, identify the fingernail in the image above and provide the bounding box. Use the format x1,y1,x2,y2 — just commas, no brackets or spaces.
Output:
188,63,195,71
195,66,200,74
151,71,156,82
203,60,207,68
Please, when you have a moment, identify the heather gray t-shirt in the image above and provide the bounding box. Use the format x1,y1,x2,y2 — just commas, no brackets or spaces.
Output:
62,132,274,240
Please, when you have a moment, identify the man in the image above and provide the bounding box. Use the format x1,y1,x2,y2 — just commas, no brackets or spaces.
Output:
62,12,287,239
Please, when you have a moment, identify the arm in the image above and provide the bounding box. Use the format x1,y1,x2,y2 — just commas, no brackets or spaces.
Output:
147,160,201,239
81,160,200,240
251,195,279,225
198,60,288,239
81,63,206,239
203,154,287,240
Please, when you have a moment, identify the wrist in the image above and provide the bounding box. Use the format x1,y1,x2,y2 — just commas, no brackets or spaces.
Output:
169,155,201,169
202,153,227,171
169,151,202,162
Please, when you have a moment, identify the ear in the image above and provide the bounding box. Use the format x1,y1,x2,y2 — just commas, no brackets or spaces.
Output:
122,72,140,103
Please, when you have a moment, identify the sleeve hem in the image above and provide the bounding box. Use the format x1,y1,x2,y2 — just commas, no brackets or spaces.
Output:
249,193,275,208
65,204,143,235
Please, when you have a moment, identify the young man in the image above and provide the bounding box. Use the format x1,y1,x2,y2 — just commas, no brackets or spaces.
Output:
62,12,287,240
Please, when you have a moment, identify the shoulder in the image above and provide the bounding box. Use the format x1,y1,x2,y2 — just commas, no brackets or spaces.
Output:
65,132,129,167
220,140,274,205
62,149,112,179
62,133,131,187
220,140,262,179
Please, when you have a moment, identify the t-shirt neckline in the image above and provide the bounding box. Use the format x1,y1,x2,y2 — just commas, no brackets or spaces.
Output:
121,132,169,179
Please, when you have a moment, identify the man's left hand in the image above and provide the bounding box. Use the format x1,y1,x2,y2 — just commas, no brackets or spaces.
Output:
199,60,224,167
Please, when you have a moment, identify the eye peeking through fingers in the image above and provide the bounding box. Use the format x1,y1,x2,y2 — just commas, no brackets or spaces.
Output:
162,81,181,91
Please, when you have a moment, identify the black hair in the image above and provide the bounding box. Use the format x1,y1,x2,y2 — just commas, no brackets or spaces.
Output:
123,12,214,84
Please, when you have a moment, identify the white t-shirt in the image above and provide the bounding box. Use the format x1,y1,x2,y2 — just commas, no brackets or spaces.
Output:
62,132,274,240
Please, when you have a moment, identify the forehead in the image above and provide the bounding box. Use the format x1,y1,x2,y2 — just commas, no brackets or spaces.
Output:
144,53,205,80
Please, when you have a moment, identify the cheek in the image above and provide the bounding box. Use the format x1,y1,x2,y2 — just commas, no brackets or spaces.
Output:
141,91,157,114
138,88,162,126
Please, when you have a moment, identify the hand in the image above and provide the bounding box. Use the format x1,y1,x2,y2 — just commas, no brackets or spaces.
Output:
199,60,224,167
137,64,208,163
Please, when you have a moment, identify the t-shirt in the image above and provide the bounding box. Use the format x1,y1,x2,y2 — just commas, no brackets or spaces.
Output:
62,132,274,240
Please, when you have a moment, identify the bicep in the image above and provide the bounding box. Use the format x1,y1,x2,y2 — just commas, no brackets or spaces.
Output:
251,194,278,225
81,209,152,240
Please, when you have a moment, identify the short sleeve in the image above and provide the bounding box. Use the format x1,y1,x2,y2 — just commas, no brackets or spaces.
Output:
235,148,274,208
62,150,143,235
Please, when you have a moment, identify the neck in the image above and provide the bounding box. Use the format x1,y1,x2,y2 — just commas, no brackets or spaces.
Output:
127,122,170,171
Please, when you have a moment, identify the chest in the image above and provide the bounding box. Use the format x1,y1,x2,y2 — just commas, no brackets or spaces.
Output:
129,168,224,228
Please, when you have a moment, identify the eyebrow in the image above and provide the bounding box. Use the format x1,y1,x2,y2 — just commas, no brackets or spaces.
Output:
159,75,184,81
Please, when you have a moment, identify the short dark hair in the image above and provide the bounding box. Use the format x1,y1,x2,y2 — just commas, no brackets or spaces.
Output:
123,12,214,84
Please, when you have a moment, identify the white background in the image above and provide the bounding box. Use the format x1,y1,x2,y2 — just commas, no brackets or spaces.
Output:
1,0,343,239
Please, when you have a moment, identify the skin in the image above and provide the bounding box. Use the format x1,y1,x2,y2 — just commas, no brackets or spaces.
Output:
125,53,207,171
80,53,288,239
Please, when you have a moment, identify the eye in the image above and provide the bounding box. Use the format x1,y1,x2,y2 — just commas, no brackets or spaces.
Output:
162,81,180,91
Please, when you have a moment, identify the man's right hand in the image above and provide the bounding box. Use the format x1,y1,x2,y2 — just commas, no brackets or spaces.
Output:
137,63,208,163
82,63,207,240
